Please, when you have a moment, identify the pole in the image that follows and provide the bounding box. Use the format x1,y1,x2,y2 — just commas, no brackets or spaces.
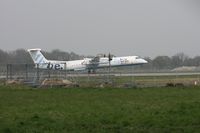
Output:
65,63,67,79
109,60,111,83
10,64,12,80
131,65,134,86
36,64,39,83
6,64,9,80
25,64,28,80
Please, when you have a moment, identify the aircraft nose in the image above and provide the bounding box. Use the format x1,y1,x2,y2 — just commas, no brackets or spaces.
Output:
142,59,148,64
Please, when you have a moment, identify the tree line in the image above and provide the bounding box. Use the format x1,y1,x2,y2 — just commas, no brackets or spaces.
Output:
0,49,83,64
0,49,200,70
142,53,200,70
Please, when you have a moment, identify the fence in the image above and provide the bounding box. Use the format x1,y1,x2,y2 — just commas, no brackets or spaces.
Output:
0,64,200,88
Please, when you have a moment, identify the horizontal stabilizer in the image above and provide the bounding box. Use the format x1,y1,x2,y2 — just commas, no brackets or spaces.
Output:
27,48,41,52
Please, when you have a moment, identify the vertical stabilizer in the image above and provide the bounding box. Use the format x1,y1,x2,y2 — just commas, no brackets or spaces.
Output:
27,48,48,64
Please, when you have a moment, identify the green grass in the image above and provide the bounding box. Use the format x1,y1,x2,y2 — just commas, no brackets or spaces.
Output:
1,86,200,132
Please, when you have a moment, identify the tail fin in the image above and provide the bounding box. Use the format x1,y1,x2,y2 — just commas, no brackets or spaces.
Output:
27,48,48,64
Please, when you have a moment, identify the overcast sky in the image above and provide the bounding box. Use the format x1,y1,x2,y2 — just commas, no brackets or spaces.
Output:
0,0,200,58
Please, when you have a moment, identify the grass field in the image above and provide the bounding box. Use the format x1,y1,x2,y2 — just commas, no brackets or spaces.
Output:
71,74,200,87
1,86,200,133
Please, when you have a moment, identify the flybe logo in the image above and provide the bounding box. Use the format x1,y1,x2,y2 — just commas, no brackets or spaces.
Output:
47,63,64,70
120,58,129,64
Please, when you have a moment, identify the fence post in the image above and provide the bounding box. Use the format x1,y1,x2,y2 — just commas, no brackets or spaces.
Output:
36,64,39,82
65,63,67,79
47,63,50,79
25,64,28,80
10,64,12,80
6,64,9,80
131,66,135,86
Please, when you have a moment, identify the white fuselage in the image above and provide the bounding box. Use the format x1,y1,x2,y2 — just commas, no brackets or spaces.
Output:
41,56,147,71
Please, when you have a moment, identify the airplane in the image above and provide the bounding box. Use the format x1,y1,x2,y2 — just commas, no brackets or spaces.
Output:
27,48,148,73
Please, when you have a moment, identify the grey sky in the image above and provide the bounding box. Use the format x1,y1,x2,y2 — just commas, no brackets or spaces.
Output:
0,0,200,58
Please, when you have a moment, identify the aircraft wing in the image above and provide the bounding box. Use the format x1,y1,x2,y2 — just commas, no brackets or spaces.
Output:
85,56,100,69
90,56,100,64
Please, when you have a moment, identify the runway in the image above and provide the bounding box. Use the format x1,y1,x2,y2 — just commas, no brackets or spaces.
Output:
65,72,200,77
1,72,200,79
114,72,200,77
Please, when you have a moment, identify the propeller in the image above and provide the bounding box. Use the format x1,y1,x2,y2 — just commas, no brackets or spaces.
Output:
108,53,113,69
108,53,113,62
108,53,113,82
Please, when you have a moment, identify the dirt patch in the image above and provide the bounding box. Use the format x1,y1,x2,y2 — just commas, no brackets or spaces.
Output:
40,79,78,88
